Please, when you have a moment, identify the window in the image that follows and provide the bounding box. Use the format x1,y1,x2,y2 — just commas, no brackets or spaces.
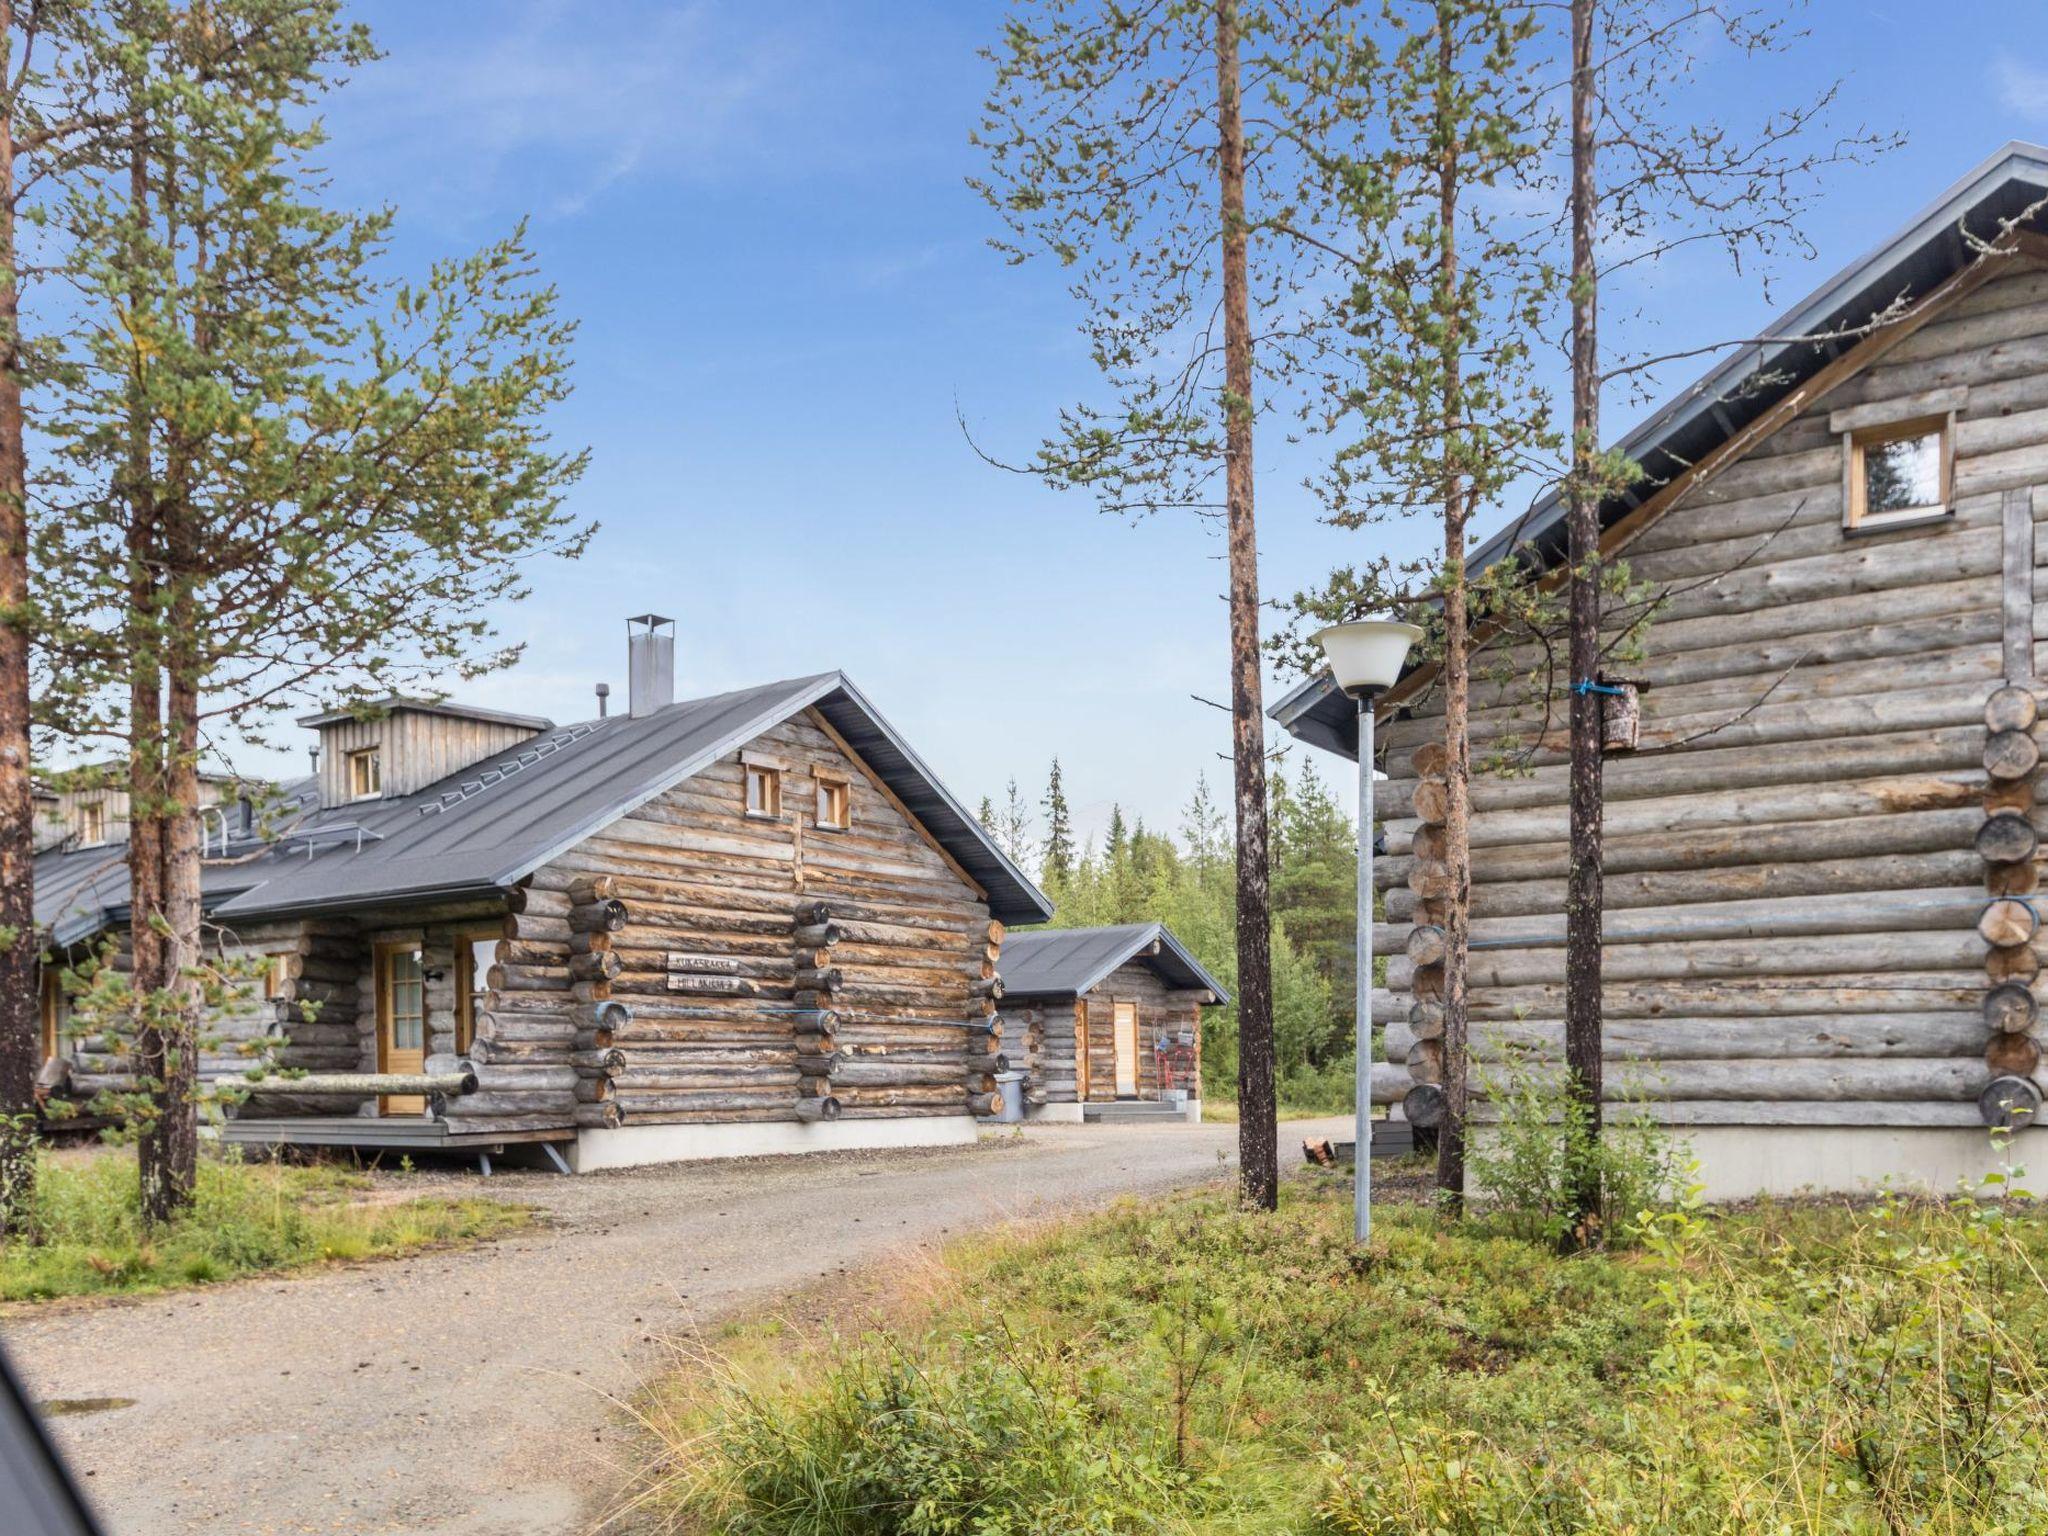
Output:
347,746,382,800
745,763,781,818
1845,415,1952,531
264,954,291,1001
816,774,850,831
76,800,106,847
453,933,498,1055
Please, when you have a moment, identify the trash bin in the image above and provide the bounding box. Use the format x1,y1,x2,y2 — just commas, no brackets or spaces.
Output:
994,1070,1026,1123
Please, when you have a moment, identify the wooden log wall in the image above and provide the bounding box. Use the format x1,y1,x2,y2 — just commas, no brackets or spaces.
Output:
451,876,615,1133
531,711,1002,1126
64,918,367,1116
1375,258,2048,1126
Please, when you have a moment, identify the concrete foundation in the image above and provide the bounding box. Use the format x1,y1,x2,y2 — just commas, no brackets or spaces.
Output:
1674,1125,2039,1201
1026,1102,1085,1124
1468,1124,2038,1202
569,1114,980,1173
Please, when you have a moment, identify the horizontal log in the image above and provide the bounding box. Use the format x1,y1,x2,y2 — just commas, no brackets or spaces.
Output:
1389,930,1986,989
1384,887,1991,955
1466,1012,1985,1062
1385,848,1983,923
228,1070,477,1098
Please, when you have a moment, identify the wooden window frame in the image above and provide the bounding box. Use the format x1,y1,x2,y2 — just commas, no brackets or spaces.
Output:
347,746,383,801
814,769,851,832
1842,412,1954,534
452,929,499,1055
76,799,106,847
263,954,292,1001
744,762,782,820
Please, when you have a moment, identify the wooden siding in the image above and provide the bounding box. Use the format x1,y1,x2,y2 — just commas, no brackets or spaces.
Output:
1374,256,2048,1126
313,709,542,805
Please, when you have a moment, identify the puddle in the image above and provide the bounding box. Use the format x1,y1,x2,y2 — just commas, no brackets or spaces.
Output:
38,1396,136,1417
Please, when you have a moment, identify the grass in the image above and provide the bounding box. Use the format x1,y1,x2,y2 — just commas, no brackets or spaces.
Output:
0,1149,531,1302
621,1157,2048,1534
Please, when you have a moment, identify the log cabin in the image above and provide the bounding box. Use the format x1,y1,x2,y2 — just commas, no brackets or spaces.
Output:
1272,142,2048,1198
32,616,1052,1171
995,922,1226,1122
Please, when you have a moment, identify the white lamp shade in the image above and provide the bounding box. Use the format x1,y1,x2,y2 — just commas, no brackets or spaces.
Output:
1313,619,1423,697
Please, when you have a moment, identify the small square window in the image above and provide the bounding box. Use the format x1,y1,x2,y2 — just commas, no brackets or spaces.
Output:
76,800,106,846
745,763,781,818
347,746,382,800
817,777,850,831
1845,415,1952,531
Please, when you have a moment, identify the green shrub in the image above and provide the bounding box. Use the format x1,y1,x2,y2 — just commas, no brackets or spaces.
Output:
1467,1065,1687,1248
651,1332,1203,1534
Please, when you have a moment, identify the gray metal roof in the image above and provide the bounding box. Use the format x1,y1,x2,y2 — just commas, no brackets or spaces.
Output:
999,922,1229,1002
37,673,1055,942
1273,141,2048,761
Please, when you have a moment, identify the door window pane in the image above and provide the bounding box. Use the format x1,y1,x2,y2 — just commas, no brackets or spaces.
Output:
387,948,424,1051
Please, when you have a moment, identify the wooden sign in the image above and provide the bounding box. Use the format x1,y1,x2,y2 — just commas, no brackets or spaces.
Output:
667,974,758,996
667,953,745,975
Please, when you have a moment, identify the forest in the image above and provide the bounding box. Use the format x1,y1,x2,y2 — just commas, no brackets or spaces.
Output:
981,755,1361,1109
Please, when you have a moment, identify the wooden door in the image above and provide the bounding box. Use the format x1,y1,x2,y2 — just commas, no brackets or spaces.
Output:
376,943,427,1114
1113,1001,1139,1098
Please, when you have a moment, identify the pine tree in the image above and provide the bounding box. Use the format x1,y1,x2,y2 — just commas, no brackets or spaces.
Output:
977,0,1369,1210
1288,0,1556,1211
0,0,129,1237
41,0,589,1224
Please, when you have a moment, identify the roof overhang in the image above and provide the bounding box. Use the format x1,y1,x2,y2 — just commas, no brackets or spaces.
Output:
296,696,555,732
1272,142,2048,761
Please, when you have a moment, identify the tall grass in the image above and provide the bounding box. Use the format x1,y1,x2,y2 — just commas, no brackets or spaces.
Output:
0,1150,529,1300
624,1153,2048,1535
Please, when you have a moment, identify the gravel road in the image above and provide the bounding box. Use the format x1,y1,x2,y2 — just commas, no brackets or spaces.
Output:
3,1116,1347,1536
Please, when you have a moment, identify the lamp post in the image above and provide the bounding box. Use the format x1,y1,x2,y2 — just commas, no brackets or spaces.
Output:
1313,618,1422,1245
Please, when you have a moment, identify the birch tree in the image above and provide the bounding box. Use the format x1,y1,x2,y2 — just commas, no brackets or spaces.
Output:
975,0,1356,1209
39,0,588,1224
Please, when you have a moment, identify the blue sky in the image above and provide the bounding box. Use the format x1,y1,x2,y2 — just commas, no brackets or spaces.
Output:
271,0,2048,851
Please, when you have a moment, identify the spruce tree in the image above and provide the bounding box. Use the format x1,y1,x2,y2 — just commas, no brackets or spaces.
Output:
1041,757,1076,891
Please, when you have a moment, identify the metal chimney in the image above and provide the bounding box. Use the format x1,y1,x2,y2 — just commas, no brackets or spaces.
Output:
627,615,675,718
595,681,610,719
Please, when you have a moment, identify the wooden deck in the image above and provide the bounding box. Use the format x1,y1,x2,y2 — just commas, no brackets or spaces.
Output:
217,1116,573,1174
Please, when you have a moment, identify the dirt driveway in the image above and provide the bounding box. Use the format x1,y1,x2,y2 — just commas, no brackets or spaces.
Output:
3,1116,1347,1536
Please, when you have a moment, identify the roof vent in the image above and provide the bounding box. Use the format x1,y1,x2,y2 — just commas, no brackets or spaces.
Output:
628,615,674,718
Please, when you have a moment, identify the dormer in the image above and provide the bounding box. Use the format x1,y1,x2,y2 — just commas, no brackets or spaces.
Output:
299,698,553,809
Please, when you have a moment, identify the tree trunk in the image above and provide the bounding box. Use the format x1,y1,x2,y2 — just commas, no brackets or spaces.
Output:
1433,19,1470,1214
0,6,34,1236
123,108,184,1228
1562,0,1605,1240
1215,0,1276,1211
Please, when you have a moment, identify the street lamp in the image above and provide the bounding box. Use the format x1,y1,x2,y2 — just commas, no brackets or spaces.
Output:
1313,618,1422,1245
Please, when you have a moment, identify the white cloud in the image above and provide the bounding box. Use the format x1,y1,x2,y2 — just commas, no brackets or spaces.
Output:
329,1,824,222
1994,55,2048,121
